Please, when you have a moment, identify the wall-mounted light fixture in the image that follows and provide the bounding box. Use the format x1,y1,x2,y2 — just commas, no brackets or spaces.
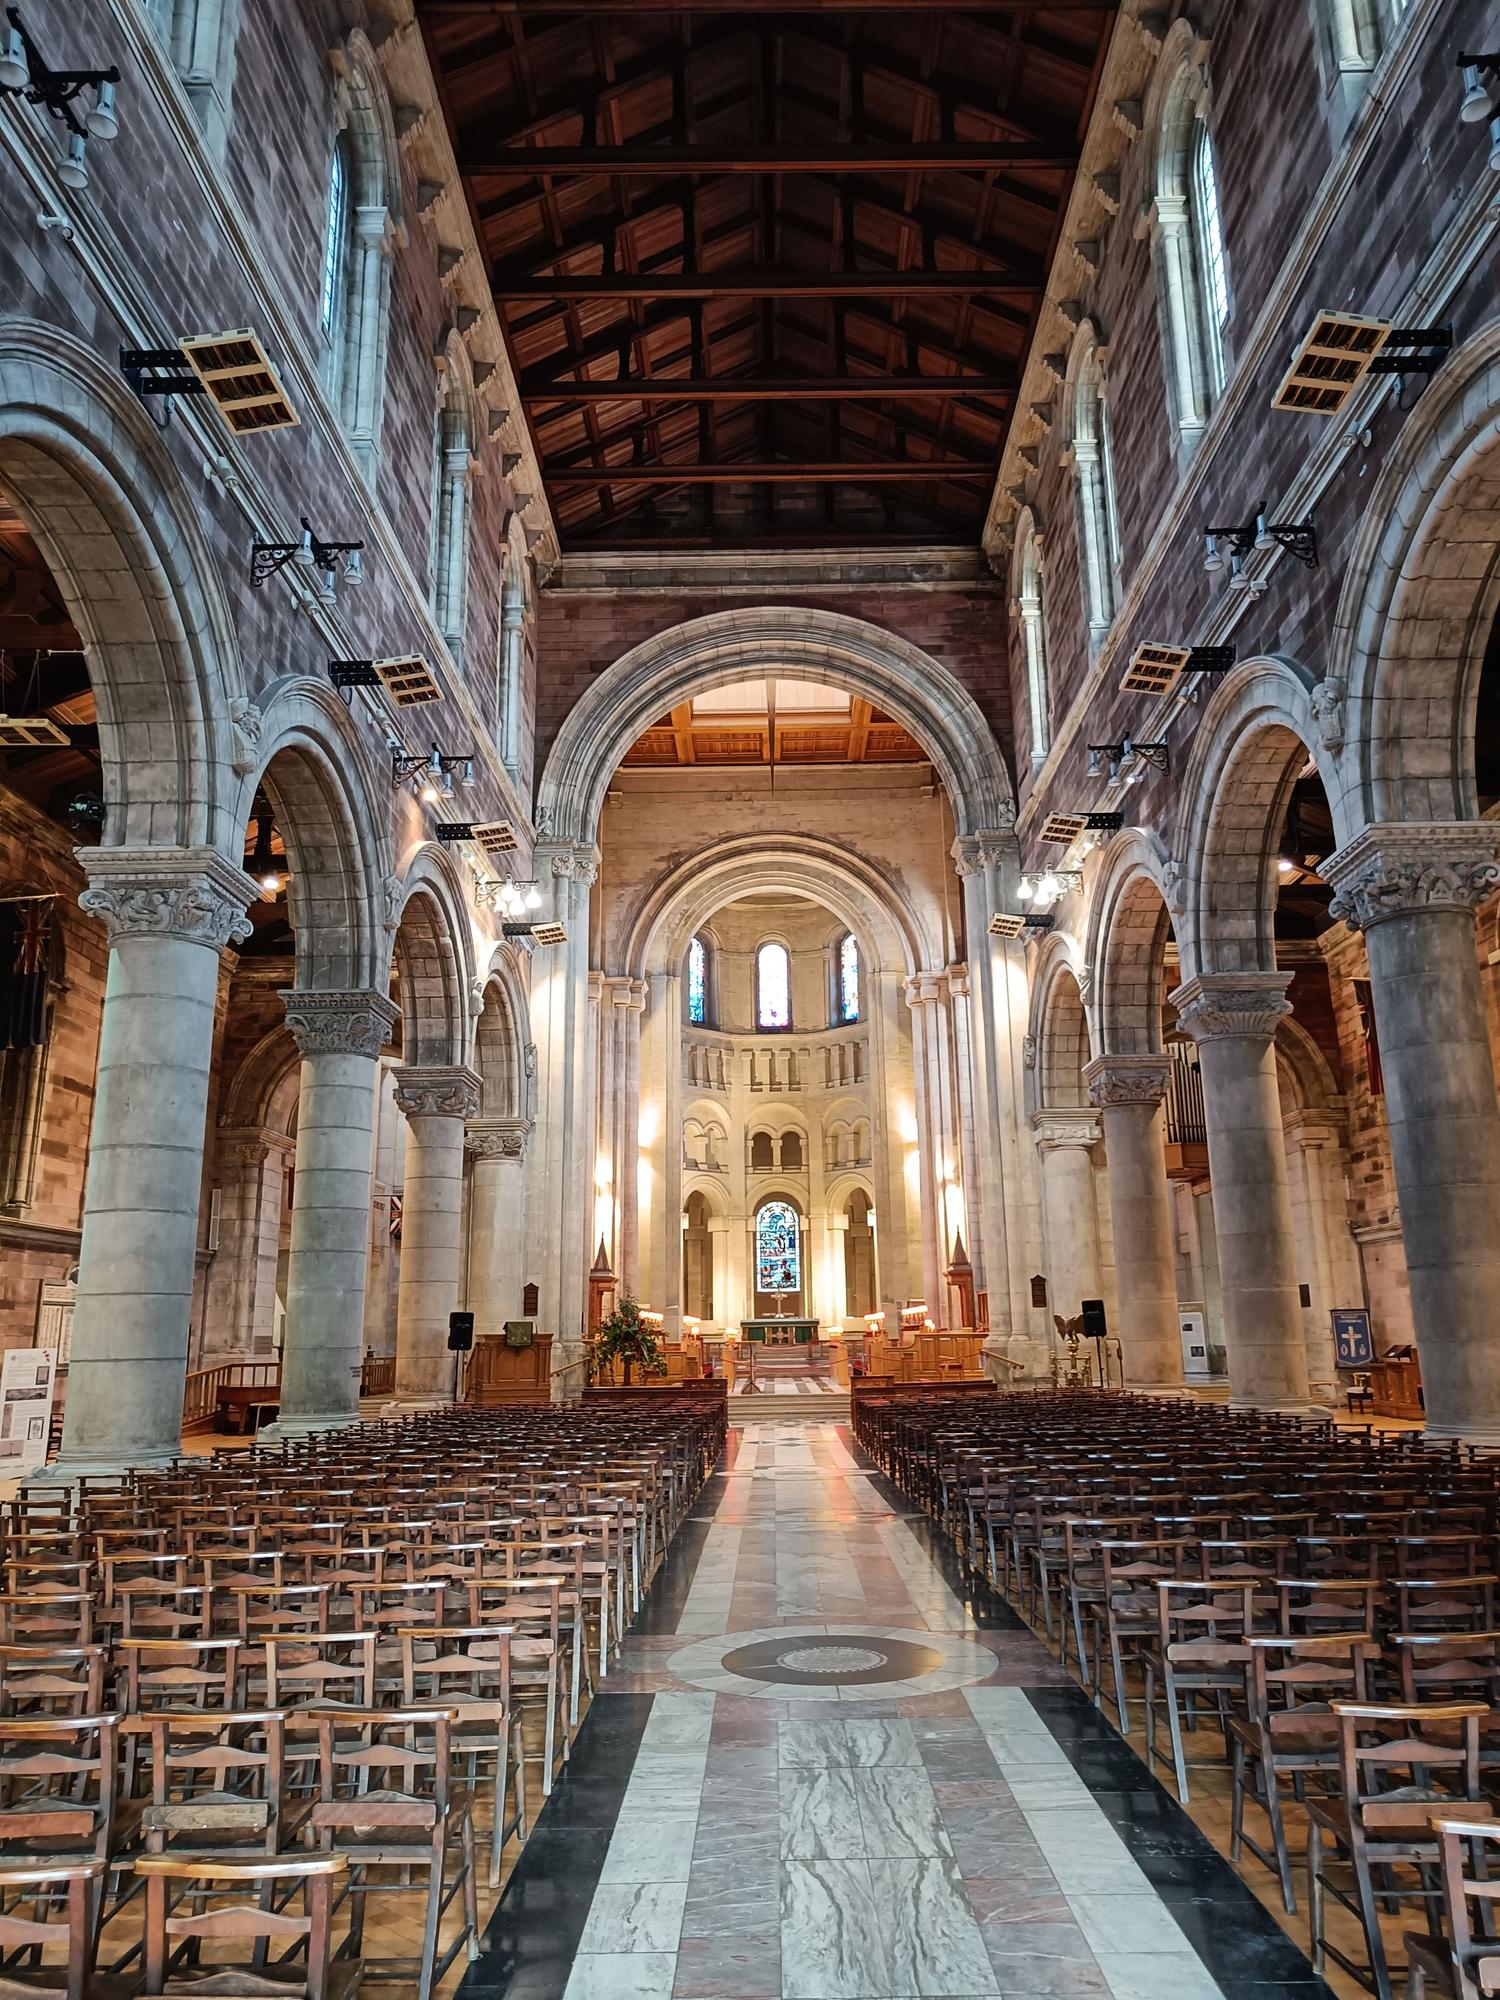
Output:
391,741,477,805
1086,739,1170,782
1017,869,1082,911
1459,52,1500,168
0,7,119,190
1204,505,1316,582
480,878,543,918
251,519,364,602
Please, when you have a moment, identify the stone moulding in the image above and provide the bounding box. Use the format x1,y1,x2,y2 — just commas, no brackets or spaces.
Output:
1324,823,1500,931
392,1065,483,1119
78,847,259,951
1082,1053,1172,1106
280,989,401,1059
1169,973,1293,1043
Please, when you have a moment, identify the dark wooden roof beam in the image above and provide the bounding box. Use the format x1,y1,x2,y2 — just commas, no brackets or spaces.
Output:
496,269,1043,299
522,373,1016,400
541,459,994,482
461,140,1076,175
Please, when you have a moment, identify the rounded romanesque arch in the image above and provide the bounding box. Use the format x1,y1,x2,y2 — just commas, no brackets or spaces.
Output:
1333,322,1500,829
390,845,479,1071
0,323,242,852
537,606,1015,844
1084,829,1177,1058
1031,945,1094,1111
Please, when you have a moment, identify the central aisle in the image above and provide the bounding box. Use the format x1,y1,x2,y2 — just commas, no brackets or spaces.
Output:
462,1423,1325,2000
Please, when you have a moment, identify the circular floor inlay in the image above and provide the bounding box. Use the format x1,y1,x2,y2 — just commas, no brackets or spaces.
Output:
719,1631,945,1686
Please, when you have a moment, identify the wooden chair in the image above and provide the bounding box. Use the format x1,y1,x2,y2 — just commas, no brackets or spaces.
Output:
1406,1817,1500,2000
1142,1579,1255,1801
0,1859,114,2000
133,1852,352,2000
1307,1701,1494,2000
300,1707,478,2000
1228,1631,1374,1911
399,1627,526,1884
0,1718,118,1943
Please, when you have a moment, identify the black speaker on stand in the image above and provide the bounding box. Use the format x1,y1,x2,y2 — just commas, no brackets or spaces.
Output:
1080,1299,1114,1389
448,1311,475,1402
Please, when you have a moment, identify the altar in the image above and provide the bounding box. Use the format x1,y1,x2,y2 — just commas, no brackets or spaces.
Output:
742,1318,819,1346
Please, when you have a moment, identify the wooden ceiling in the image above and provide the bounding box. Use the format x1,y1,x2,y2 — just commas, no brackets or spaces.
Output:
621,676,927,767
416,0,1116,550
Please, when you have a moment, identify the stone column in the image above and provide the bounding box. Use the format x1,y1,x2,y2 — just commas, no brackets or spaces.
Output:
1282,1110,1351,1405
707,1216,730,1332
1084,1056,1185,1391
392,1066,483,1403
274,991,399,1434
1325,825,1500,1443
205,1127,293,1361
1032,1111,1104,1322
51,849,256,1475
465,1118,533,1336
1170,975,1310,1410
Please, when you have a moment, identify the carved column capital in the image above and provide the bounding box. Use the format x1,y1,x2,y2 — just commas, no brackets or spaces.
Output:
78,847,258,951
1324,823,1500,932
950,823,1017,878
393,1065,483,1120
1169,972,1292,1044
280,989,401,1059
216,1124,290,1169
465,1116,532,1162
903,971,946,1009
1031,1109,1102,1151
1083,1053,1172,1106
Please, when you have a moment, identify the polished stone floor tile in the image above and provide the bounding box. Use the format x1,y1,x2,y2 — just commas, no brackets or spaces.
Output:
780,1857,893,2000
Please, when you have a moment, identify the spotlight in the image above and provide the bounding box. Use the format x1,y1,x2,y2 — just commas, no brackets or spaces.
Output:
1254,511,1275,553
524,885,542,910
1086,746,1101,777
1491,113,1500,173
84,76,116,139
460,759,476,790
251,518,364,598
1461,62,1491,123
1203,533,1223,575
0,22,25,91
1228,554,1250,592
293,523,315,568
343,546,363,588
260,872,281,897
1017,876,1033,902
56,129,87,189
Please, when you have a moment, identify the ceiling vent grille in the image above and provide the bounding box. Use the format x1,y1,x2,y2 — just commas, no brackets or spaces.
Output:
472,821,518,856
1120,642,1191,696
178,329,300,433
375,656,443,708
0,715,69,747
1271,312,1391,415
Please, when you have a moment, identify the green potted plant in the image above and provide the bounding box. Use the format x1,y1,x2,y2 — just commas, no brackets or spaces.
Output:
593,1296,666,1387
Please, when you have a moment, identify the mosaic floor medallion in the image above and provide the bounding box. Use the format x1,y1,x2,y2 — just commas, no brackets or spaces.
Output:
666,1622,998,1699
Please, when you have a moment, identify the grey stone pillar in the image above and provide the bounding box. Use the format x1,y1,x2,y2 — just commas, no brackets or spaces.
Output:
466,1118,532,1336
275,990,399,1434
52,849,256,1475
1325,825,1500,1444
1084,1056,1184,1391
1171,975,1311,1411
205,1126,292,1361
1032,1111,1103,1323
393,1067,483,1403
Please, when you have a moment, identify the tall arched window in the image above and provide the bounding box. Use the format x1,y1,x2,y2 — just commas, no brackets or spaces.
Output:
755,1198,801,1298
319,135,351,346
1148,40,1232,455
756,941,790,1031
430,348,477,661
321,35,400,474
1067,327,1120,649
687,937,707,1026
1012,512,1049,766
838,933,860,1025
1191,122,1230,396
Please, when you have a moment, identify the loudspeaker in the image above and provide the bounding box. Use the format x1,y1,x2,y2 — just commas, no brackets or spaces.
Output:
1080,1298,1108,1342
447,1311,475,1352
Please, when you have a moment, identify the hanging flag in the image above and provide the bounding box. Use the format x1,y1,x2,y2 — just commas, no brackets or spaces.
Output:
0,898,53,1051
1353,978,1383,1098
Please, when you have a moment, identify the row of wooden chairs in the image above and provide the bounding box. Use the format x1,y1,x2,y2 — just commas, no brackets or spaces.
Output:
856,1387,1500,2000
0,1398,724,2000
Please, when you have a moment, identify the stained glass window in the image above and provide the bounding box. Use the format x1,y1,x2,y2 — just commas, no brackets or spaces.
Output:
838,933,860,1024
756,1199,800,1295
687,936,706,1025
756,941,790,1029
319,135,350,343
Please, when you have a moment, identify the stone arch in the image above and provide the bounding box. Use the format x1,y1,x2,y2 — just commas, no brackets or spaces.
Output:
1275,1016,1342,1114
473,979,521,1119
682,1175,728,1219
1085,828,1177,1056
1333,320,1500,827
0,322,241,851
537,606,1015,843
390,845,477,1069
219,1027,300,1135
238,677,389,995
623,835,928,984
1171,659,1337,977
1030,939,1094,1110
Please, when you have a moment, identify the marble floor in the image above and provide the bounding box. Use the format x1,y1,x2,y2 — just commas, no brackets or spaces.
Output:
460,1423,1332,2000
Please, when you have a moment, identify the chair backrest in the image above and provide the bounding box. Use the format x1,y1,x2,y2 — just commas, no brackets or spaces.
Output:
1242,1632,1373,1729
1432,1818,1500,1999
1273,1575,1383,1638
134,1851,347,2000
0,1713,119,1860
398,1626,513,1718
0,1859,105,2000
131,1708,287,1854
1155,1579,1257,1668
0,1644,108,1718
262,1632,378,1711
302,1707,456,1838
1392,1631,1500,1707
1330,1701,1488,1832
